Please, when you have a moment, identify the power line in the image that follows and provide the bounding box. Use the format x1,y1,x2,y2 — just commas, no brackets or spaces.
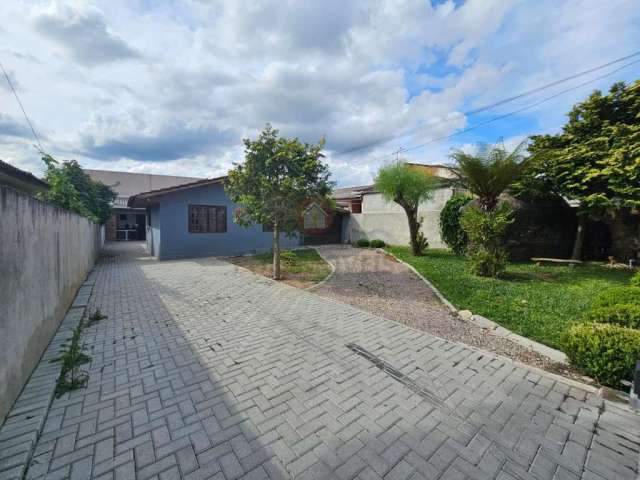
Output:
332,50,640,157
368,57,640,163
0,60,45,153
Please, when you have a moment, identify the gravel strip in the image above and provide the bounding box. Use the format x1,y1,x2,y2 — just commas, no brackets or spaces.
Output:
312,245,588,382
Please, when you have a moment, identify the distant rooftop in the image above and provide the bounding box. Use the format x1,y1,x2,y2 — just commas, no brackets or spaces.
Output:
85,169,204,207
0,159,49,195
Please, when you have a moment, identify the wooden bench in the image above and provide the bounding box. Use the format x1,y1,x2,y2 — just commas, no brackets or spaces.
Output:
531,257,583,267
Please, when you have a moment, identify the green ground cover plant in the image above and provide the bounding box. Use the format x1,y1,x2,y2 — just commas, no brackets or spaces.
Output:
387,246,634,348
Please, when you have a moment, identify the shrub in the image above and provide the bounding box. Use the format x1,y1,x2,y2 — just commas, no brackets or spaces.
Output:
592,286,640,309
356,239,370,248
280,250,297,266
439,194,472,255
466,246,509,277
460,204,514,277
369,239,386,248
562,322,640,388
631,271,640,287
585,304,640,329
414,231,428,255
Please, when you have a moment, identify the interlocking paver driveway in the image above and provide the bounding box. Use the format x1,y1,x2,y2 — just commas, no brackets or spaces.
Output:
23,242,640,479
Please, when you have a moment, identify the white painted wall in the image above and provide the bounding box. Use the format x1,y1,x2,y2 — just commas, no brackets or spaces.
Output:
342,187,455,248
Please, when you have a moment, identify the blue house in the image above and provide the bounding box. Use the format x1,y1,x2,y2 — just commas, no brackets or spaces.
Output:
128,177,300,260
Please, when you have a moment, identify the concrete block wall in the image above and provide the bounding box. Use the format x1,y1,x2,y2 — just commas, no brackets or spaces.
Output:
0,185,100,423
342,188,454,248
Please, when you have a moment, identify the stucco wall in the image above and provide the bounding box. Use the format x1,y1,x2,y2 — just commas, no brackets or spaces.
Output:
343,188,454,248
156,183,299,259
147,205,161,257
0,186,100,423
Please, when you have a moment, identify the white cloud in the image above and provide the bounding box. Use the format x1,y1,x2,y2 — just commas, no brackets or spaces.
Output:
31,1,140,65
0,0,638,186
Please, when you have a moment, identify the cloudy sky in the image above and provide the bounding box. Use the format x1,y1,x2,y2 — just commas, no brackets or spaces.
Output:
1,0,639,186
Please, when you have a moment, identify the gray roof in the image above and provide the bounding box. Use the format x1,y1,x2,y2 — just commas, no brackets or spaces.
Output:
85,169,203,198
0,159,49,194
332,184,376,200
128,176,227,207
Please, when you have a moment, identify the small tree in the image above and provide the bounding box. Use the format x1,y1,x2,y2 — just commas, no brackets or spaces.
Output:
374,162,439,256
225,125,332,280
450,143,527,277
40,154,116,222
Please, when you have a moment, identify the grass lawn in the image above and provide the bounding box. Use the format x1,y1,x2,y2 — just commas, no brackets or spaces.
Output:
229,248,331,289
386,246,634,349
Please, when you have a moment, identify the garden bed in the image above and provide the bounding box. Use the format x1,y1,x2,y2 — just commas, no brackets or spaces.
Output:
386,246,635,349
229,248,332,289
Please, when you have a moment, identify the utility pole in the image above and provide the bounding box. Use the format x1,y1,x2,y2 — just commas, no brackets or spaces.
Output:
394,147,404,165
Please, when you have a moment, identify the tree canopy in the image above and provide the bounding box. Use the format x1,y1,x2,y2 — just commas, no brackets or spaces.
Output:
40,154,115,223
516,80,640,259
375,162,439,255
450,142,528,211
519,81,640,212
225,124,332,279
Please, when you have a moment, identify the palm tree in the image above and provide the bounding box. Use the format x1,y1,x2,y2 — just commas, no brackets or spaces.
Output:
449,142,528,211
449,142,528,277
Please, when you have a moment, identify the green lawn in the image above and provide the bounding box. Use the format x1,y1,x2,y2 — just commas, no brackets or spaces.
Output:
387,246,634,349
229,248,331,288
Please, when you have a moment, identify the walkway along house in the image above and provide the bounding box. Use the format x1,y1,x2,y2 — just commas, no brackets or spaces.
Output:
86,169,202,242
128,177,301,259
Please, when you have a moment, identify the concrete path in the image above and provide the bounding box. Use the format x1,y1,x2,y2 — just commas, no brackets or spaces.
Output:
11,242,640,479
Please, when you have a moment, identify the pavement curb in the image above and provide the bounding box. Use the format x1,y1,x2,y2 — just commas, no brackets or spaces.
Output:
306,247,337,291
383,249,568,364
245,252,611,400
0,270,97,480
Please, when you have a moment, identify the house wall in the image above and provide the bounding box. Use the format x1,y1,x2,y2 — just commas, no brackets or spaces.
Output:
156,183,299,259
147,205,161,257
0,185,100,423
342,188,454,248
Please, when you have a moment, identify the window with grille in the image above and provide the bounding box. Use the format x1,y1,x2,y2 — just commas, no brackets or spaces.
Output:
188,205,227,233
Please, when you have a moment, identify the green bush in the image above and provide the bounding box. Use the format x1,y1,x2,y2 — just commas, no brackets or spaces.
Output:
439,194,472,255
369,239,386,248
414,231,428,255
562,322,640,388
466,246,509,277
280,250,297,266
356,239,370,248
631,271,640,287
592,286,640,308
585,304,640,329
460,204,514,277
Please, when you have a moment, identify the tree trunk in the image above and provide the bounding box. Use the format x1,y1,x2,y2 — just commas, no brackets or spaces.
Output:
571,215,586,260
403,206,421,256
272,220,281,280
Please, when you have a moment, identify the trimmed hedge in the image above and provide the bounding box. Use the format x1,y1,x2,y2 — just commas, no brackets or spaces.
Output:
369,239,386,248
562,322,640,388
439,194,472,255
585,304,640,329
591,286,640,309
355,239,370,248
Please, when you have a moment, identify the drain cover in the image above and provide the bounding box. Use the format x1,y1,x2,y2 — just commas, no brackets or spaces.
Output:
345,343,448,410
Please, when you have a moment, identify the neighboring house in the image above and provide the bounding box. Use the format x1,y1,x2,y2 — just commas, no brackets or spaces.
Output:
335,164,465,248
128,177,300,259
0,159,49,195
85,169,202,242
